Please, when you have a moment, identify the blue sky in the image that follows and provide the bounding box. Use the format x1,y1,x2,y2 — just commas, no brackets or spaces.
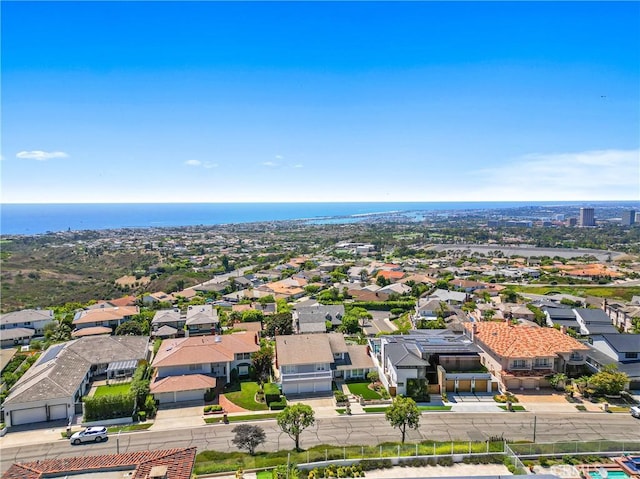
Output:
2,1,639,203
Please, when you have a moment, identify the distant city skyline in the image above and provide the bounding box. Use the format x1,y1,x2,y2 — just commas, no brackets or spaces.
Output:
1,1,639,204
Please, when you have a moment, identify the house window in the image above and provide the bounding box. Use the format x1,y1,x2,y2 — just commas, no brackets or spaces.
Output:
625,352,638,359
235,353,252,360
189,364,202,371
534,359,550,368
316,364,327,371
282,365,297,374
512,360,527,369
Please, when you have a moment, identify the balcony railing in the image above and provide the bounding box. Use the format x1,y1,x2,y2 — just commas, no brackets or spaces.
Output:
280,370,333,381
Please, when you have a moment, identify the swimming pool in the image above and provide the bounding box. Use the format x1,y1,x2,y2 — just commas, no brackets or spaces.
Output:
588,471,630,479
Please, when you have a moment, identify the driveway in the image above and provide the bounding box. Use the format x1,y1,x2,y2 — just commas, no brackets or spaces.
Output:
151,402,204,431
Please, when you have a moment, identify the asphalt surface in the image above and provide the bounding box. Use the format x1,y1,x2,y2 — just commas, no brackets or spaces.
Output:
2,413,639,474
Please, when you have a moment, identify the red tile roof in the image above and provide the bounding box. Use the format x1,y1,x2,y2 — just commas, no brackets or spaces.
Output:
150,374,216,393
466,322,589,359
2,448,196,479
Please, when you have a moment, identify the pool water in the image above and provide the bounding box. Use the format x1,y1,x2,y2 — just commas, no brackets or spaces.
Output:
589,471,630,479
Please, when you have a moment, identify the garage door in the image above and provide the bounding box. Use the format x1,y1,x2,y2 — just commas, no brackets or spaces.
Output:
154,392,175,404
49,404,68,421
175,390,204,402
11,407,47,426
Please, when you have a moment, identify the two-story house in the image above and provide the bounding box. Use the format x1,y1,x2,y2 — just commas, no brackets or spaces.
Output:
0,309,55,347
586,333,640,390
150,332,259,403
369,329,492,397
151,308,186,339
185,304,219,336
72,306,139,335
293,304,345,333
275,333,373,395
466,322,590,391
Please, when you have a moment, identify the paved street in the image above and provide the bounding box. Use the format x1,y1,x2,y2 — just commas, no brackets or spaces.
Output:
2,412,639,474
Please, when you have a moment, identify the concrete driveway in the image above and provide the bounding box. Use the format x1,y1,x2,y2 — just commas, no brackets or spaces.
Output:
151,402,205,430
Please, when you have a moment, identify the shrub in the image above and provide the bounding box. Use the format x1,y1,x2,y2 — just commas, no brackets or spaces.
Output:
269,398,287,410
204,389,216,402
437,457,453,467
359,459,392,471
137,411,146,421
264,383,282,405
144,394,157,418
334,391,348,403
84,394,135,421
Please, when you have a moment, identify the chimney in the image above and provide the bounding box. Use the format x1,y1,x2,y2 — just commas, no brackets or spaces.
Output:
148,465,168,479
471,323,478,341
560,326,567,335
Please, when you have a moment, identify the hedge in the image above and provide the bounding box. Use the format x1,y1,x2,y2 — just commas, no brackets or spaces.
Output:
264,383,281,405
84,394,135,421
269,399,287,410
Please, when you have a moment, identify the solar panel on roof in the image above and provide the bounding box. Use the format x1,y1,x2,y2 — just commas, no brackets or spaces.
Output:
40,342,66,364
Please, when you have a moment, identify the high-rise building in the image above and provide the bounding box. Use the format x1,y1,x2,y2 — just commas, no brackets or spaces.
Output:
579,207,595,227
621,210,636,226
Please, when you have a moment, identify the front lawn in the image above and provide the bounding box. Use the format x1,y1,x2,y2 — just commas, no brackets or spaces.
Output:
346,382,382,400
223,382,269,411
94,383,132,398
498,405,526,411
418,405,452,411
204,412,280,424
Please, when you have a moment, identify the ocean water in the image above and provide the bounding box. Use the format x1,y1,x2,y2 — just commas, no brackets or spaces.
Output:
0,201,607,235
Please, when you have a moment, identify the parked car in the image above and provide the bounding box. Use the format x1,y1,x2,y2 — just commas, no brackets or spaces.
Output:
631,406,640,418
70,426,108,445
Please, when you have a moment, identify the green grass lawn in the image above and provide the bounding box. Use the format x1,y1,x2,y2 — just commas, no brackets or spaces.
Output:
511,285,640,302
498,405,526,411
418,405,452,411
257,471,272,479
346,382,382,400
224,381,269,411
93,383,132,397
363,406,388,413
204,412,279,424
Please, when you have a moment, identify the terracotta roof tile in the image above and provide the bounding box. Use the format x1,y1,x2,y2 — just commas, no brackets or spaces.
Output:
2,448,196,479
151,374,217,393
466,322,589,359
152,333,259,368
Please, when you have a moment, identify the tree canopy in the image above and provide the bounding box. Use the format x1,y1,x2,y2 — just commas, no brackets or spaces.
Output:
588,364,628,396
231,424,266,455
384,396,420,443
277,403,315,451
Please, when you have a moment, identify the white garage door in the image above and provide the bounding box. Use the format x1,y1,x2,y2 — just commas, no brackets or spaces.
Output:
154,392,175,404
11,407,47,426
49,404,68,421
175,389,204,402
284,380,332,395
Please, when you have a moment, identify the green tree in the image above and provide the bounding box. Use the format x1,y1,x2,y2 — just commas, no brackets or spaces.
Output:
242,309,265,323
264,312,293,336
252,344,274,384
277,403,315,451
115,321,144,336
588,364,628,396
231,424,266,455
384,396,420,443
340,315,360,334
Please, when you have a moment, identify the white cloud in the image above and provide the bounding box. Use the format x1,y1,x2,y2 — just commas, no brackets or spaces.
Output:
16,150,69,161
293,164,303,168
185,160,202,167
275,155,284,160
202,162,218,169
469,149,640,200
262,161,278,167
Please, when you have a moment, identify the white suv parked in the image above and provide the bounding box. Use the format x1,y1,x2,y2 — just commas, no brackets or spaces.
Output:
70,426,108,445
631,406,640,418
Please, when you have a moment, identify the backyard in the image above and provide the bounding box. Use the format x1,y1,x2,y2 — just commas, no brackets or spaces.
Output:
93,383,132,398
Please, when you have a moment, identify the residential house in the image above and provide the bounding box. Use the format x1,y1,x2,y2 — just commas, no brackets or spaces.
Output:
376,270,405,283
275,333,374,395
586,333,640,390
448,279,486,293
543,306,580,332
573,308,618,336
604,300,640,333
2,336,149,427
465,322,589,391
429,289,468,305
1,328,36,348
258,277,307,300
2,448,196,479
368,330,492,396
414,299,443,322
0,309,55,341
185,304,219,336
151,308,186,338
150,332,259,403
377,282,412,297
72,306,139,334
293,304,345,333
142,291,174,305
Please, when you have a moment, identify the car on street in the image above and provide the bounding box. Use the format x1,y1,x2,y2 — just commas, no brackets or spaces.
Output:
70,426,108,445
630,406,640,418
